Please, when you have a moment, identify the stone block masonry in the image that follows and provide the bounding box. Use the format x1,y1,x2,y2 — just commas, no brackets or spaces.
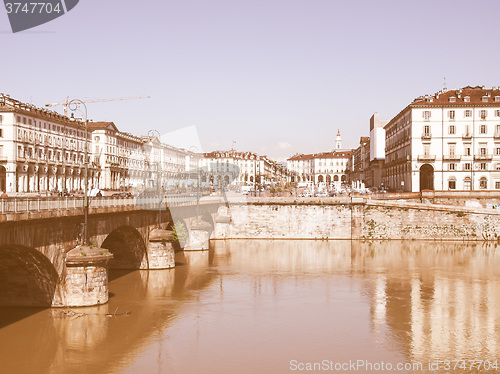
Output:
214,200,500,241
148,229,176,269
64,259,110,307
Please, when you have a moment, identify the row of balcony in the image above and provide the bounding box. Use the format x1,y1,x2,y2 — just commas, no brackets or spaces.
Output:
18,136,83,150
420,133,500,140
417,154,495,161
385,154,497,163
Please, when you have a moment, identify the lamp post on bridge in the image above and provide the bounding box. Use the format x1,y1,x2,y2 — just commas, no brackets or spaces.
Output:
190,146,200,218
68,99,89,245
148,130,163,227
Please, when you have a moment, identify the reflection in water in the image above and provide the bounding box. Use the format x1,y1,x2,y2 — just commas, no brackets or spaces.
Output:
0,240,499,373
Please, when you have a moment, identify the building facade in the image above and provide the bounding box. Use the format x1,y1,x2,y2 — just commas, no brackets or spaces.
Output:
384,86,500,192
349,137,370,186
349,113,387,189
287,131,351,191
0,94,199,194
0,93,93,194
200,151,292,188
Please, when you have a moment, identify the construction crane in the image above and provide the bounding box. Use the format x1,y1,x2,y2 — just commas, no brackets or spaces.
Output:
45,95,150,116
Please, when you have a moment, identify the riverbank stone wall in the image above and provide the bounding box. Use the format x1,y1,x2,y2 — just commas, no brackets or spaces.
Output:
214,201,500,241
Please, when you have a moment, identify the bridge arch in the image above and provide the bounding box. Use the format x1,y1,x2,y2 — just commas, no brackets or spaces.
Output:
102,226,148,269
0,245,61,306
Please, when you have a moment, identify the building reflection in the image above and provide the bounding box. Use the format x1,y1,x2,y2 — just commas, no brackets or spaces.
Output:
213,240,500,364
352,241,500,363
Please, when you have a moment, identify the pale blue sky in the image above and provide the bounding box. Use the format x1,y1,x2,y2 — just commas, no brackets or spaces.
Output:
1,0,499,161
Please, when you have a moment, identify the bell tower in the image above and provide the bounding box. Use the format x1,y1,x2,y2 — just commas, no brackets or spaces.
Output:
335,129,342,150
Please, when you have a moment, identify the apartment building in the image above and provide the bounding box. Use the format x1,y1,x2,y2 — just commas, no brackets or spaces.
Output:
89,122,147,190
349,113,387,189
140,135,198,190
349,137,370,186
200,151,292,188
0,93,200,193
287,131,351,190
384,85,500,192
0,93,93,193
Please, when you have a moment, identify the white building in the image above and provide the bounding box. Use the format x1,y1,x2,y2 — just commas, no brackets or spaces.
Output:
287,131,351,190
0,93,92,194
384,85,500,192
88,122,147,190
0,93,201,194
200,150,291,188
140,135,198,190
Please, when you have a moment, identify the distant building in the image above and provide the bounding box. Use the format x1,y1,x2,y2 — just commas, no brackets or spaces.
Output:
200,150,292,188
287,131,352,190
88,122,145,190
369,113,387,188
384,85,500,192
349,136,370,186
349,113,387,189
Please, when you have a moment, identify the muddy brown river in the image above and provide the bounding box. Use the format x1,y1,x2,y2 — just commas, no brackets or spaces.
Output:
1,240,499,374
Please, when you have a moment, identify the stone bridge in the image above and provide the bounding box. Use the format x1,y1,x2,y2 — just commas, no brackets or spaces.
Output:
0,197,224,308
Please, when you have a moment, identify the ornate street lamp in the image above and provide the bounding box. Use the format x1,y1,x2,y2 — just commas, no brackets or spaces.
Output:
190,146,200,217
148,130,163,227
68,99,89,244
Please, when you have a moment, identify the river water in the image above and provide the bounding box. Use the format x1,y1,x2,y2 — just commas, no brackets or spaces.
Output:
1,240,499,374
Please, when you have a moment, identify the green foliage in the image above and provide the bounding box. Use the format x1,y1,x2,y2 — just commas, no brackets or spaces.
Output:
172,221,188,246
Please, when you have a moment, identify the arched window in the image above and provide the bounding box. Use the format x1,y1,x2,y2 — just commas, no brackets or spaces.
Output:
333,175,339,181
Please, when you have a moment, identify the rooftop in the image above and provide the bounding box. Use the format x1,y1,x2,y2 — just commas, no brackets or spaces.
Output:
412,85,500,106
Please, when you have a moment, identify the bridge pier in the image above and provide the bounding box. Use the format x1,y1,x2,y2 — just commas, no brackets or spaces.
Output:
213,214,231,239
185,222,211,251
147,229,176,269
63,246,113,307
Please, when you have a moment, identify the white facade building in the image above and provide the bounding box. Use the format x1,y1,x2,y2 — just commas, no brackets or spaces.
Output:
384,85,500,192
200,151,291,188
0,93,92,194
0,94,201,194
287,131,351,191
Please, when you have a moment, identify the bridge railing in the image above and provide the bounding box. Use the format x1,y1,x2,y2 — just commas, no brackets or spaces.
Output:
0,194,205,214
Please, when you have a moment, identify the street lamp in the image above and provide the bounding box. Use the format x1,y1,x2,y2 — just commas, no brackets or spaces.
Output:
68,99,89,245
148,130,162,227
190,146,200,217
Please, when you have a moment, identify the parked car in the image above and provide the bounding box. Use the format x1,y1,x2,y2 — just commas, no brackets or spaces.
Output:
111,192,133,197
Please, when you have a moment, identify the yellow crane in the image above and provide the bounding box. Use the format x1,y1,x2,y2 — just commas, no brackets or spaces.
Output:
45,95,150,116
